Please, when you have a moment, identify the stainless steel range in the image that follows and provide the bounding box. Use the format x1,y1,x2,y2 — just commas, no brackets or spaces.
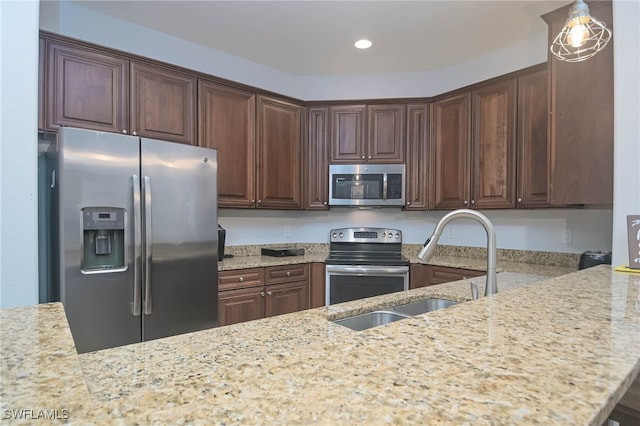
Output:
325,227,410,306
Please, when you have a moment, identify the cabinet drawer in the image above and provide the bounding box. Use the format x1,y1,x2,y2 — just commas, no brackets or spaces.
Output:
266,264,309,284
219,268,265,291
427,265,485,285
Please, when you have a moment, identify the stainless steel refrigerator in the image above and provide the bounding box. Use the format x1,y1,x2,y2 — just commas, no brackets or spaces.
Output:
50,127,218,353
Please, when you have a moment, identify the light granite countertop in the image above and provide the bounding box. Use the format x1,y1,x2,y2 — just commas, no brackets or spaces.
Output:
2,265,639,425
219,243,578,277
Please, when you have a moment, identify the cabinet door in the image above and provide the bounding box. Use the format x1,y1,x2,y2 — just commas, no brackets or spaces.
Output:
409,264,431,289
426,265,485,285
309,263,326,308
38,37,45,131
367,104,406,163
430,93,471,210
471,79,517,209
330,105,366,163
256,95,303,209
517,68,550,208
265,281,310,318
305,107,329,209
130,61,197,145
405,103,430,210
218,287,265,327
46,40,129,133
199,80,256,208
543,2,613,205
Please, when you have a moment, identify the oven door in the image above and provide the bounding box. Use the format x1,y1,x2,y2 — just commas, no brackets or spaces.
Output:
325,265,409,306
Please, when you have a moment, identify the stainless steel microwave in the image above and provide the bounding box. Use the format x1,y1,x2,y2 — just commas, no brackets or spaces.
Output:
328,164,406,207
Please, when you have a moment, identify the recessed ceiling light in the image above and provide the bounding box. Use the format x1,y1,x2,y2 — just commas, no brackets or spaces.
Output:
354,39,373,49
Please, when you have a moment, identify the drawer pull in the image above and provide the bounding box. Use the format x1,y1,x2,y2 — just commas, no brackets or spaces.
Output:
239,277,244,282
261,291,265,297
286,271,291,277
267,291,273,296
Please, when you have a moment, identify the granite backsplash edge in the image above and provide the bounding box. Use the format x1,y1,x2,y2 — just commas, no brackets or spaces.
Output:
225,243,581,268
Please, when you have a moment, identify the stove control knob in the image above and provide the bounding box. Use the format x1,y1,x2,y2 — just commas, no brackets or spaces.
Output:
382,232,386,238
339,232,344,238
395,233,400,239
332,232,337,238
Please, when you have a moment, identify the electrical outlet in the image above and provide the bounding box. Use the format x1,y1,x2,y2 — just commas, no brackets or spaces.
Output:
561,228,573,245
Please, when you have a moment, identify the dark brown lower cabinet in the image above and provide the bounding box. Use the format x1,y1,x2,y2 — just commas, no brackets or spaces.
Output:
410,264,484,289
218,264,309,327
309,263,326,308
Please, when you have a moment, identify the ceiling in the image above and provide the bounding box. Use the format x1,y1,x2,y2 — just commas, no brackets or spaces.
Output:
70,0,568,76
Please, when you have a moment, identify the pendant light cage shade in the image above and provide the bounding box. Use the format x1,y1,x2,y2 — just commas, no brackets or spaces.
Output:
550,0,612,63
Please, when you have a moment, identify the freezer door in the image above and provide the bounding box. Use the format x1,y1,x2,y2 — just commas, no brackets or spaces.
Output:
140,139,218,341
57,127,142,353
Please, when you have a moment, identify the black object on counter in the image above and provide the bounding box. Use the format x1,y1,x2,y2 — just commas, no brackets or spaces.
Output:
218,225,226,261
261,247,305,257
578,250,612,270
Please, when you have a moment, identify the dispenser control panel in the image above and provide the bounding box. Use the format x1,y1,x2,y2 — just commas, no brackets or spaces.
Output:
83,209,125,230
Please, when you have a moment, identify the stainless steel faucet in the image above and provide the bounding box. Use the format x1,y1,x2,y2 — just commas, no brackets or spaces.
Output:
418,209,498,297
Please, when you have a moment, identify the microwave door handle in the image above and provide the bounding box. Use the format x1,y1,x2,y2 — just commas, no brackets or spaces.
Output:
383,173,388,201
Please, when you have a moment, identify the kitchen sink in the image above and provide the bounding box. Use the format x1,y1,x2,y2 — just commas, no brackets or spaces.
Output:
333,310,411,331
332,298,460,331
390,298,459,316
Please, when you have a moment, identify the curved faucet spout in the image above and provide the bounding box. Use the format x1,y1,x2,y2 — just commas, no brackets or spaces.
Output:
418,209,497,297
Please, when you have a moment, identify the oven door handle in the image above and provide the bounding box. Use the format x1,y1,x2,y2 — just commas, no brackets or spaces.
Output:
325,265,409,275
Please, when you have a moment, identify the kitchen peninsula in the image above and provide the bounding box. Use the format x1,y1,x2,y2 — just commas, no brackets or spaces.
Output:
2,266,639,425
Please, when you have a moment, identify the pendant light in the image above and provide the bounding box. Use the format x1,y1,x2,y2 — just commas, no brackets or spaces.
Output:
550,0,612,63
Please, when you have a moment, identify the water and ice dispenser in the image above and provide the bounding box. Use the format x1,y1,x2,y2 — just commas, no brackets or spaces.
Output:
81,208,125,272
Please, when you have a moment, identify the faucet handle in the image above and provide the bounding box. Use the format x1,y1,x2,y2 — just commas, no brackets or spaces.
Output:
469,281,479,300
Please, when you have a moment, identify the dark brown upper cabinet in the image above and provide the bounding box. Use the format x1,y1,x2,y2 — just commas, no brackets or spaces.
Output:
198,80,256,208
404,103,430,210
517,67,551,208
471,78,517,209
430,92,472,210
256,95,304,209
305,107,330,209
330,103,405,164
130,62,197,145
542,1,614,205
431,78,517,210
45,38,197,144
46,39,129,134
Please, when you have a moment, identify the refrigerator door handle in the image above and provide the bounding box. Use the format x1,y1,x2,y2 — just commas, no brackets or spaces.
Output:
132,175,142,317
143,175,153,315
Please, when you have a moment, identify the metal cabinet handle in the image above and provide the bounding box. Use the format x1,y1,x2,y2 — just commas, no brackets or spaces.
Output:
361,155,365,159
518,197,522,203
323,201,327,206
471,199,476,205
239,276,244,282
286,271,291,277
122,130,128,134
406,201,411,205
267,291,273,296
368,155,371,160
261,291,265,297
132,131,138,136
132,175,142,316
464,200,469,205
143,176,153,315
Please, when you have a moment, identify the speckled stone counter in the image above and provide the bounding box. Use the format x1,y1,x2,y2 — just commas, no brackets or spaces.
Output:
3,266,638,425
219,243,578,277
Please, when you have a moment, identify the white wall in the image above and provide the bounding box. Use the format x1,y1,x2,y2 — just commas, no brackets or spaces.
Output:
0,0,40,307
40,0,548,101
220,208,612,253
612,0,640,267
